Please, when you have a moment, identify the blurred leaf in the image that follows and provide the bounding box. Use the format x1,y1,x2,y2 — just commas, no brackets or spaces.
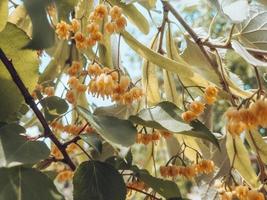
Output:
181,36,220,85
231,40,267,67
164,25,184,107
78,106,137,147
142,34,161,106
0,124,50,167
94,104,136,119
40,40,70,83
73,161,126,200
221,0,249,23
54,0,78,21
0,166,63,200
236,7,267,51
0,0,8,32
99,15,114,67
246,129,267,164
108,0,150,34
80,133,102,154
40,96,69,122
0,23,39,122
22,0,54,49
8,5,32,36
226,133,260,188
137,170,181,199
139,0,156,10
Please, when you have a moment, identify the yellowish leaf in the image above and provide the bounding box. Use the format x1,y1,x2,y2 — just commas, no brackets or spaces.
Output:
226,133,260,188
246,129,267,164
142,34,160,106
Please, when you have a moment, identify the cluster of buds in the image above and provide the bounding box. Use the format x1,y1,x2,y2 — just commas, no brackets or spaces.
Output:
67,61,82,76
55,4,126,50
127,180,147,191
225,98,267,136
31,84,55,100
55,18,80,40
56,170,74,183
87,63,143,104
51,143,80,160
160,131,173,139
160,160,215,179
136,131,160,145
50,121,93,136
220,185,264,200
181,86,218,123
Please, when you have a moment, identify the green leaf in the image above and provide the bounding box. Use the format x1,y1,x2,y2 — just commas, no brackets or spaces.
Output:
22,0,54,49
236,8,267,51
226,133,260,188
231,40,267,67
0,124,50,167
93,104,136,119
246,129,267,164
40,40,70,83
181,36,220,85
55,0,78,21
105,156,131,170
130,101,220,148
0,0,8,31
8,5,32,36
142,34,161,106
73,161,126,200
137,170,181,199
40,96,69,122
80,133,102,154
108,0,150,34
129,101,192,132
182,120,220,149
78,106,137,147
0,166,63,200
0,23,39,122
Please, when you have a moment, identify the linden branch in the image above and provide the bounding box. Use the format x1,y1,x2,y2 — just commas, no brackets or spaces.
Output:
0,48,76,171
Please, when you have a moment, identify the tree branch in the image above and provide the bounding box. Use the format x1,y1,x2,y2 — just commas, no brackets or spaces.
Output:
0,48,76,171
162,1,236,105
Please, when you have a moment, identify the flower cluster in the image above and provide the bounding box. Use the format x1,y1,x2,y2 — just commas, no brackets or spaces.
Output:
56,170,74,183
127,180,147,191
87,63,143,104
50,121,93,136
160,160,215,179
220,185,265,200
32,84,55,99
55,4,126,49
181,86,218,123
225,99,267,136
136,131,160,145
160,131,173,139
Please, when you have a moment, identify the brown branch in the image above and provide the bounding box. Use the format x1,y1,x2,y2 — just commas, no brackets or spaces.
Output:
0,48,76,171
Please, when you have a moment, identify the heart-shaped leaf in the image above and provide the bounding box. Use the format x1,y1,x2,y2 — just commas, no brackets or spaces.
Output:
78,106,137,147
0,166,63,200
73,161,126,200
